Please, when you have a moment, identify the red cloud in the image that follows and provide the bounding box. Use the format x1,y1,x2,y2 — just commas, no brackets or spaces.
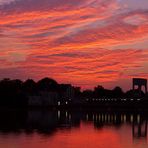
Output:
0,0,148,89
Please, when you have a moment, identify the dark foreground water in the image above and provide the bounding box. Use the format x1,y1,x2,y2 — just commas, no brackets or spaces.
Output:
0,109,147,148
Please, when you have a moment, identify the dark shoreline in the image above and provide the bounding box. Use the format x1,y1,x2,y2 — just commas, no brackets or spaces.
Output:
0,104,148,112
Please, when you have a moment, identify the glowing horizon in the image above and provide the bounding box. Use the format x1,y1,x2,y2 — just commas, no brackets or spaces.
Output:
0,0,148,90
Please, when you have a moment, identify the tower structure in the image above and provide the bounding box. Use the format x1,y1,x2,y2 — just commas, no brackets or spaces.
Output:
133,78,147,94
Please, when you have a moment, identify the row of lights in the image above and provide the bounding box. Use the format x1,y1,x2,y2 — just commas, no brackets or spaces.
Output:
85,98,141,102
86,114,141,124
58,101,69,106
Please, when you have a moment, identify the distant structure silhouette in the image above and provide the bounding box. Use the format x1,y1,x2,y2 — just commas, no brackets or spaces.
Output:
1,77,148,107
133,78,147,94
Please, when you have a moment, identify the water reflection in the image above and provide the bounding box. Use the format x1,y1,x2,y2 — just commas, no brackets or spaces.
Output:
0,109,148,148
0,109,147,139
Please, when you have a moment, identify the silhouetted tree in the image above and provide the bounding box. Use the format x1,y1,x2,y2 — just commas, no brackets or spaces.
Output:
22,79,37,95
112,86,124,98
94,85,113,97
125,89,145,98
82,90,93,98
0,78,28,107
37,77,58,91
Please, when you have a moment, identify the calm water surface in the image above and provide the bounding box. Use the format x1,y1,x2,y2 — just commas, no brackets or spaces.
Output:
0,109,147,148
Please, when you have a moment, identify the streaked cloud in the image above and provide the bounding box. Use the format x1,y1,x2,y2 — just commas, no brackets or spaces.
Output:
0,0,16,5
0,0,148,89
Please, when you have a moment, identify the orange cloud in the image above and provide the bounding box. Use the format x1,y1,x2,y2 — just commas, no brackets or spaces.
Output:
0,0,148,89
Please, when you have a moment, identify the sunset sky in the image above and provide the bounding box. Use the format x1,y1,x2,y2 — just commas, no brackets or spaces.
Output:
0,0,148,90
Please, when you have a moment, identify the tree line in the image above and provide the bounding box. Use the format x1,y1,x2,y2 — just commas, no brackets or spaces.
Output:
0,77,146,107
